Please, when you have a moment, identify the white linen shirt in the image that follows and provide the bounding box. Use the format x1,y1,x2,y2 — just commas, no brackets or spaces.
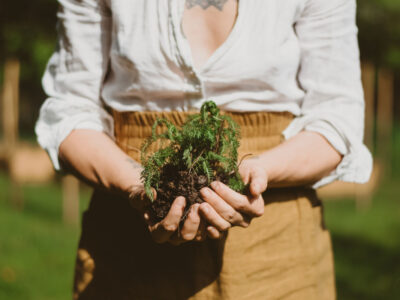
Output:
35,0,373,188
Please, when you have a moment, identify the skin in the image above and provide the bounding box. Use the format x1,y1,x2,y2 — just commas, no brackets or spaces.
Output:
198,131,342,239
58,0,342,244
182,0,237,69
59,130,341,244
58,130,211,245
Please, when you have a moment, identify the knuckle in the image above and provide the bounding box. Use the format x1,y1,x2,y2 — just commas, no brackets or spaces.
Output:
236,202,247,212
162,223,177,233
199,202,209,212
195,234,206,242
225,210,236,223
181,233,195,241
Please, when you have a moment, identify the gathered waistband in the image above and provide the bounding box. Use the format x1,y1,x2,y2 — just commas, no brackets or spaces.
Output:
112,110,294,162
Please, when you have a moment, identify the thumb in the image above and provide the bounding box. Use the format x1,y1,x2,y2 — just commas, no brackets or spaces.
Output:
129,186,156,210
238,167,251,185
249,168,268,197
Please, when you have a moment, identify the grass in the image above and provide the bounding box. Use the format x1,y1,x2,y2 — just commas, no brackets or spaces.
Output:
0,173,91,300
0,171,399,299
324,178,400,300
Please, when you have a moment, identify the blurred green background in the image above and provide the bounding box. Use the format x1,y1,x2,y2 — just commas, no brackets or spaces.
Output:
0,1,400,299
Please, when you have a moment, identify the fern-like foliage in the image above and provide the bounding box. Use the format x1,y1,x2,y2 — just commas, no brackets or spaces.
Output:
141,101,245,201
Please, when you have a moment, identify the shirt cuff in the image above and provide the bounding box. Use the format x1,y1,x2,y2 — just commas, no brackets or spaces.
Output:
35,105,114,171
282,117,373,189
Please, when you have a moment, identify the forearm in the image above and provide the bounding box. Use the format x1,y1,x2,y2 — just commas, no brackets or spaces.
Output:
258,131,342,187
58,129,143,197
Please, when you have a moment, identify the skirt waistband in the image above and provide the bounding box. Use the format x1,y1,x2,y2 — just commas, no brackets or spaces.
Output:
112,110,294,162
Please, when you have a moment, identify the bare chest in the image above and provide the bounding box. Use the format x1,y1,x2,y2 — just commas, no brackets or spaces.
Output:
182,0,239,69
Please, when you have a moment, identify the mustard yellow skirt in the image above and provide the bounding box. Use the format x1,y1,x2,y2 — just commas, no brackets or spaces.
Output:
73,111,336,300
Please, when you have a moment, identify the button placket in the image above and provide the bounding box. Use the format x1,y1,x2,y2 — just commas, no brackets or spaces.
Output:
169,0,204,108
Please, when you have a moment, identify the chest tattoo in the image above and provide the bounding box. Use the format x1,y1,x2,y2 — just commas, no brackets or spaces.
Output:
185,0,229,11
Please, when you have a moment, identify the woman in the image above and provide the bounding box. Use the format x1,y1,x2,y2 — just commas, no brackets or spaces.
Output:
36,0,372,299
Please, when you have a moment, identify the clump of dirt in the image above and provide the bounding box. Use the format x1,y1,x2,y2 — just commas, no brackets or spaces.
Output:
141,101,245,222
149,170,207,221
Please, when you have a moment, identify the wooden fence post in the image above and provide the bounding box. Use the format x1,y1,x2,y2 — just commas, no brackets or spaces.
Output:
361,62,375,151
355,62,377,210
62,175,80,226
2,59,20,153
376,68,394,176
1,59,23,209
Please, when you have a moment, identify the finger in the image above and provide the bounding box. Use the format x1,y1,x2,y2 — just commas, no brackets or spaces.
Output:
210,181,251,214
210,181,264,218
200,187,248,227
199,202,231,232
150,197,185,243
195,219,207,242
180,204,201,241
239,167,251,185
207,226,221,239
249,169,268,198
249,195,265,218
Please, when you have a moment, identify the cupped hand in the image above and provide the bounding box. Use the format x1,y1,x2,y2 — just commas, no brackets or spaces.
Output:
144,197,208,246
129,187,207,245
199,157,268,233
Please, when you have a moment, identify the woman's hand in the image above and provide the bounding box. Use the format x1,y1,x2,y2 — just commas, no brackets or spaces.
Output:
145,199,206,246
198,157,268,236
59,130,208,245
129,187,207,245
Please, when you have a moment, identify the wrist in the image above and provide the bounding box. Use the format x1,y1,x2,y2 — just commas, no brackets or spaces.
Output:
107,154,144,199
257,150,285,186
116,169,143,198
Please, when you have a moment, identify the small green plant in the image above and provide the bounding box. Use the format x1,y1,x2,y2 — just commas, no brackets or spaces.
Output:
140,101,245,221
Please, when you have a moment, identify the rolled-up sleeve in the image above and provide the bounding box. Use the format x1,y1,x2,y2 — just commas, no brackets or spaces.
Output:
282,0,373,188
35,0,114,171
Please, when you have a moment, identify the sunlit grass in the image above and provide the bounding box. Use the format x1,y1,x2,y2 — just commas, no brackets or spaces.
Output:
0,171,399,299
324,179,400,300
0,173,90,300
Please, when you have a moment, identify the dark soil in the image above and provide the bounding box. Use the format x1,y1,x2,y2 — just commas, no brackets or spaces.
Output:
148,165,228,223
149,167,206,222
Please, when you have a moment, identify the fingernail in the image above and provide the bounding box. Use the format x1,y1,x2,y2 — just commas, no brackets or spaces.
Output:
178,197,185,206
190,204,199,213
211,181,219,189
201,188,210,196
252,183,259,192
201,204,209,214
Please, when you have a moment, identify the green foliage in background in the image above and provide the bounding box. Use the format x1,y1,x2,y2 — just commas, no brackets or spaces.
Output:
357,0,400,68
0,0,399,135
0,0,57,134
